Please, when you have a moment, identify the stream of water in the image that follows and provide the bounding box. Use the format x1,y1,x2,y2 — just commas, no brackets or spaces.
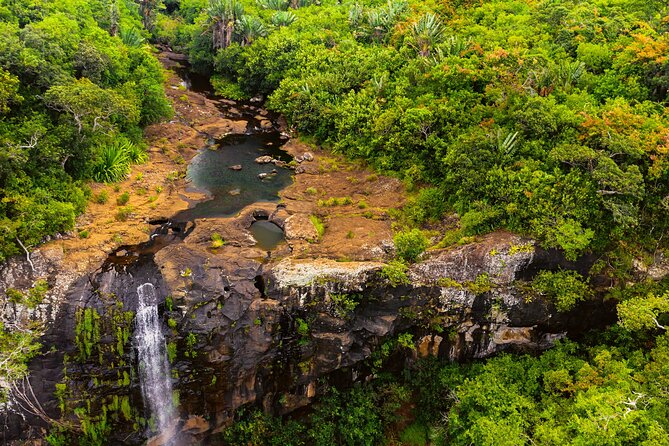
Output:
135,283,175,437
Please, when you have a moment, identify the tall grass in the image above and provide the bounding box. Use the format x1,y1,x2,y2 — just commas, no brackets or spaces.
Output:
92,141,148,183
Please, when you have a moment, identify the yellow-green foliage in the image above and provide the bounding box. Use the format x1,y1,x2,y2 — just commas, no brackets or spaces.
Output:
394,229,429,263
310,215,325,239
318,196,353,207
532,270,592,312
380,260,410,286
466,273,493,295
75,308,101,361
211,232,226,248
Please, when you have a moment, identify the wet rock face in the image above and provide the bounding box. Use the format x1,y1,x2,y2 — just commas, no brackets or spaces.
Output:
1,230,616,444
150,231,615,438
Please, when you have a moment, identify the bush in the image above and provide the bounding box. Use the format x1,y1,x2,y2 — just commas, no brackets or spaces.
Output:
222,410,306,446
380,260,410,286
93,190,109,204
115,206,133,221
310,388,383,446
93,144,130,183
123,141,148,164
116,192,130,206
310,215,325,239
403,187,446,225
532,270,592,312
394,229,428,262
211,75,249,100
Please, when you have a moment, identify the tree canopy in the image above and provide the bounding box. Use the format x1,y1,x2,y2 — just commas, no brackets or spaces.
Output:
0,0,171,261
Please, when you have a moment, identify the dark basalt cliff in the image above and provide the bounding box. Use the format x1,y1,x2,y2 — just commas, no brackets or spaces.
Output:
0,220,616,445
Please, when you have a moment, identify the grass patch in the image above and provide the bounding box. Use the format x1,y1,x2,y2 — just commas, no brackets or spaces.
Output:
310,215,325,239
116,192,129,206
318,196,353,207
93,190,109,204
115,206,133,221
399,422,428,446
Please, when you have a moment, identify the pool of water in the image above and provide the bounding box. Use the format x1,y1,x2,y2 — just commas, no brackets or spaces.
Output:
250,220,285,251
172,133,292,221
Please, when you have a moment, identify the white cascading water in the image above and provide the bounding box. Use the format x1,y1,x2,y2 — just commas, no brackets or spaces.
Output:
135,283,175,435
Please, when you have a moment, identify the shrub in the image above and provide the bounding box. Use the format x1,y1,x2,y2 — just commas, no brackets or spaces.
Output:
93,191,109,204
296,318,309,337
380,260,410,286
394,229,428,262
532,270,592,312
93,144,130,183
211,75,250,100
329,293,360,317
403,187,446,225
116,192,130,206
124,142,148,164
310,215,325,239
115,206,133,221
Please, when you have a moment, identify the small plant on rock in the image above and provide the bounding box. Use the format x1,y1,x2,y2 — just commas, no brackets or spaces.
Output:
116,192,129,206
380,260,410,286
394,228,428,262
211,233,225,248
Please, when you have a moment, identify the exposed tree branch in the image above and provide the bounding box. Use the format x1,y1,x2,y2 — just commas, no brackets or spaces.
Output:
15,237,34,273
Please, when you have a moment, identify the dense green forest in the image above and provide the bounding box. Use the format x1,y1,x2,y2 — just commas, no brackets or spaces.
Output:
150,0,669,444
158,0,669,260
0,0,171,262
2,0,669,444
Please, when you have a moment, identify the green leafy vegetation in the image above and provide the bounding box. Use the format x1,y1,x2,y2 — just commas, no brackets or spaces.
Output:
211,232,225,248
0,0,171,261
151,0,669,443
309,215,325,239
116,192,130,206
393,229,428,263
532,269,592,312
2,0,669,443
156,0,669,260
379,260,410,287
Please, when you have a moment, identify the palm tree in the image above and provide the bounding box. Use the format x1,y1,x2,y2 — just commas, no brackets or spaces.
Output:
271,11,298,27
257,0,288,10
207,0,244,50
109,0,119,36
138,0,158,32
411,13,444,58
235,16,267,46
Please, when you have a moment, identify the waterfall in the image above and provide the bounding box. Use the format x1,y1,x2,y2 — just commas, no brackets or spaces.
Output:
135,283,175,435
